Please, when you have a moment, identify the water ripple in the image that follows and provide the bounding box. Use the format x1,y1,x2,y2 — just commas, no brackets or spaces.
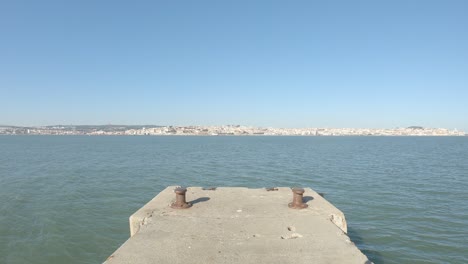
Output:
0,136,467,264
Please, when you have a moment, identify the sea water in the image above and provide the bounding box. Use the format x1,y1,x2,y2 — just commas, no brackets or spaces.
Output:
0,136,467,263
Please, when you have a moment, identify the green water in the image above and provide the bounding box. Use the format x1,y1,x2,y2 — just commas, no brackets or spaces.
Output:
0,136,467,263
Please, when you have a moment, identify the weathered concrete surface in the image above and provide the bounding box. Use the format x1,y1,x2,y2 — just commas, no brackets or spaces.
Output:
105,187,370,264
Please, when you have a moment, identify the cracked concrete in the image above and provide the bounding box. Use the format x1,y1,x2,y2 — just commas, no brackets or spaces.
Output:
105,187,370,264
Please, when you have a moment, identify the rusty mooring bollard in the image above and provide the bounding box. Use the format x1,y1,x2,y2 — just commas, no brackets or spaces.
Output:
288,187,308,209
171,187,192,209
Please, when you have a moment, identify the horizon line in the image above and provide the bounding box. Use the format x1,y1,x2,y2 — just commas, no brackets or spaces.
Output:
0,124,464,131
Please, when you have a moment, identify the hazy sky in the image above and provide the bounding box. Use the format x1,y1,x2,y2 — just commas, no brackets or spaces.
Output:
1,0,467,130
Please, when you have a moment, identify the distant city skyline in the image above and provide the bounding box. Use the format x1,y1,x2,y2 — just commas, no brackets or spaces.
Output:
1,124,464,136
0,123,465,132
1,121,466,132
1,1,467,131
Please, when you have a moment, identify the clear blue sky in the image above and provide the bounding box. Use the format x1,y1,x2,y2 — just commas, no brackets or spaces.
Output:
1,0,467,130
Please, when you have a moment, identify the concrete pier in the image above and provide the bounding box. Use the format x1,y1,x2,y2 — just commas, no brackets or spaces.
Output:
104,187,370,264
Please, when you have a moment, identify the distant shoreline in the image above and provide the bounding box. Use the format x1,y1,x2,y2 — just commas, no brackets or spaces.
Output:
0,125,465,137
1,134,466,137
